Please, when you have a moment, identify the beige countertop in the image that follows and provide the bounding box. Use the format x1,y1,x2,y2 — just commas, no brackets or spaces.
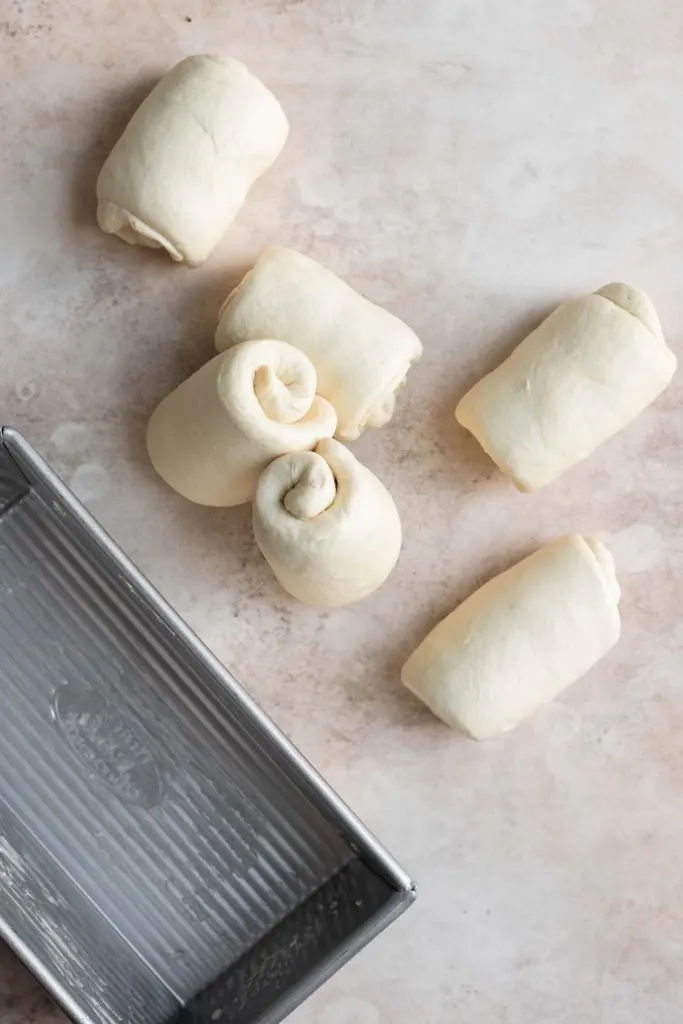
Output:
1,1,683,1021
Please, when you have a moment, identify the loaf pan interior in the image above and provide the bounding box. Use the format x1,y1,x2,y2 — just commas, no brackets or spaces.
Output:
0,428,414,1024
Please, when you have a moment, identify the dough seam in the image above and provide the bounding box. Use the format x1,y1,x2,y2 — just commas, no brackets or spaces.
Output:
96,199,184,262
598,293,657,335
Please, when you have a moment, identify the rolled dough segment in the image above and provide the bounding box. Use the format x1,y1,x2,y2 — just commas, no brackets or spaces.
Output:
147,340,337,507
215,246,423,440
401,535,620,739
455,283,677,491
96,55,289,265
253,439,402,606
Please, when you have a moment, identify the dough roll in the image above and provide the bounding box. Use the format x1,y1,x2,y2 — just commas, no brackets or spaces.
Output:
147,340,337,507
97,55,289,265
455,283,677,491
215,246,423,440
402,535,620,740
253,439,402,606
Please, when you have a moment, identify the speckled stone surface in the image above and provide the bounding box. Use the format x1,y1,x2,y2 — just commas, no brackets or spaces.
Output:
1,1,683,1022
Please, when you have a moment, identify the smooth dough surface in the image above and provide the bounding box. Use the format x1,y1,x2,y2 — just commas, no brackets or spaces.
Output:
455,283,677,491
402,535,621,739
97,55,289,265
215,246,423,440
147,340,336,507
253,439,402,606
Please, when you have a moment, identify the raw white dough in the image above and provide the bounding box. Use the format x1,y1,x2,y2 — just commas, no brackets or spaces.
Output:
253,439,402,606
147,340,336,507
215,246,423,440
96,55,289,265
402,535,620,740
455,283,677,491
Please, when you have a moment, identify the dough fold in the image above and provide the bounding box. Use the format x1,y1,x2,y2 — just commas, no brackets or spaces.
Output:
253,439,402,606
147,340,337,507
402,535,621,739
96,55,289,265
215,246,423,440
455,283,677,491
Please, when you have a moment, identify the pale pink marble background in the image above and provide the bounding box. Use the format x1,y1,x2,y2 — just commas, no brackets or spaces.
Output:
1,0,683,1021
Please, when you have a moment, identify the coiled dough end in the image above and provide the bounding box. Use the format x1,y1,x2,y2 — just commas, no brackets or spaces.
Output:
595,282,663,337
147,340,336,507
215,246,423,439
253,439,401,606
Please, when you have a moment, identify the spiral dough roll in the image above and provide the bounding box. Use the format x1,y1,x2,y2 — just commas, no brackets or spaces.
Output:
147,340,337,507
216,246,423,440
253,439,402,606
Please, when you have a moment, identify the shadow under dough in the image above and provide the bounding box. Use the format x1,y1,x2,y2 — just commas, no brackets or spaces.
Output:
435,301,556,484
69,75,159,232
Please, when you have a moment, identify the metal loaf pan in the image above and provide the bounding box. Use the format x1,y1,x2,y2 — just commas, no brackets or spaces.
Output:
0,427,415,1024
